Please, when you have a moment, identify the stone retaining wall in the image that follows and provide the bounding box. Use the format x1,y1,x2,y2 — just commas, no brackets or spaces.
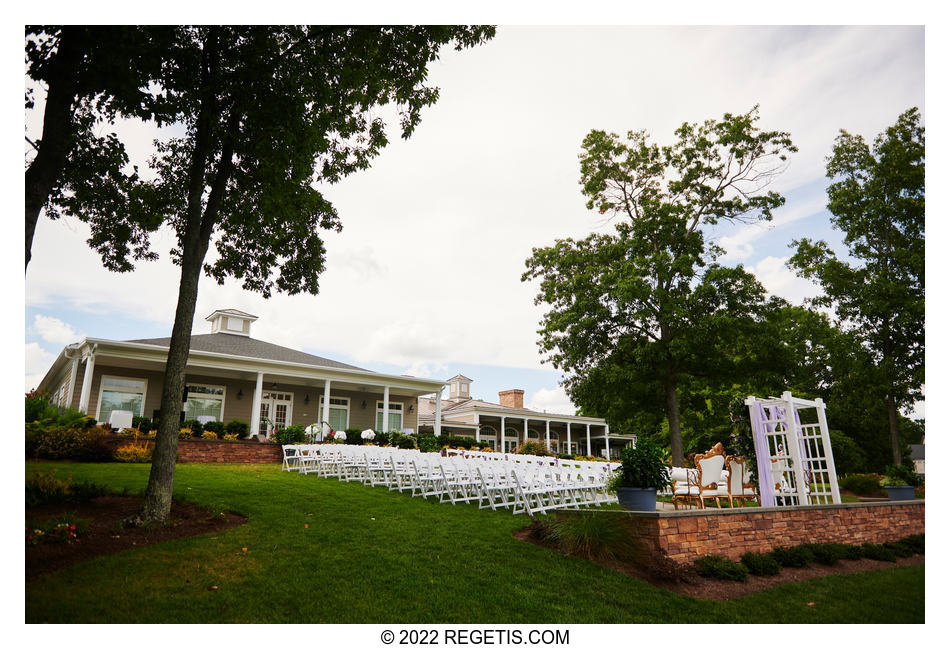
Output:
100,435,281,464
603,501,924,564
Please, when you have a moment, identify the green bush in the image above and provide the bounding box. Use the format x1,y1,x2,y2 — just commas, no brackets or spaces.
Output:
740,551,782,576
806,543,849,566
515,441,553,456
225,420,250,439
25,423,112,462
536,512,643,563
694,555,749,582
388,430,417,450
838,473,886,496
770,545,814,568
884,541,916,558
202,421,225,436
132,416,155,431
881,464,922,488
182,419,204,436
861,542,897,562
26,468,109,506
25,391,57,422
272,425,306,445
611,439,671,490
417,434,440,453
899,533,925,555
842,544,864,560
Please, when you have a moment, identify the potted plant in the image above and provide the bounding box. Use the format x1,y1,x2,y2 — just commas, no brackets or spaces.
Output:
880,464,921,501
608,438,672,512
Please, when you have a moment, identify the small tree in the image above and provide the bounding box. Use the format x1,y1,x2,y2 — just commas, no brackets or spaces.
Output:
790,108,924,464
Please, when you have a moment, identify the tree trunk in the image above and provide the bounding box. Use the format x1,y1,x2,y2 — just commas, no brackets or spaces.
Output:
665,379,684,466
887,392,901,465
25,27,85,273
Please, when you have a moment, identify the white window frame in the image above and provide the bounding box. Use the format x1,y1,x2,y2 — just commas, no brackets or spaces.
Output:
56,380,69,408
96,375,148,422
184,382,227,422
479,425,497,438
376,401,404,432
225,316,244,332
318,395,350,430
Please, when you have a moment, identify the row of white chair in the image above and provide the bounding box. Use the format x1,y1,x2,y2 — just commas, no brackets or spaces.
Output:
281,444,620,517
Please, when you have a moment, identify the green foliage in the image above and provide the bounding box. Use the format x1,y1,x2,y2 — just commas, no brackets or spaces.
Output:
178,428,194,439
132,416,155,431
224,420,250,439
386,431,418,450
535,512,644,563
26,518,86,546
417,435,440,453
271,426,306,445
26,468,109,506
740,551,782,576
25,423,112,461
899,534,925,555
201,431,219,440
881,464,922,487
182,419,204,436
694,555,749,582
610,439,671,490
203,421,225,436
114,442,153,463
860,542,897,562
804,543,850,566
770,545,815,568
523,107,796,465
790,108,924,466
26,391,56,422
838,473,886,496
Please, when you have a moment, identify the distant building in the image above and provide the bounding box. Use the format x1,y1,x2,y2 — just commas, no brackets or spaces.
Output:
910,441,924,476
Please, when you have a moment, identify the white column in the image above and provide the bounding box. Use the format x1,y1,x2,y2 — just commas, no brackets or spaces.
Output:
605,424,611,460
78,353,96,416
434,390,443,437
500,416,506,453
586,423,591,456
250,372,264,438
322,379,332,433
382,386,390,432
523,418,528,447
566,422,572,454
545,420,551,452
66,355,79,409
475,412,480,442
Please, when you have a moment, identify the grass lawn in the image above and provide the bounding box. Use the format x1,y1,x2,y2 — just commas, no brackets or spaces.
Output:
25,462,924,623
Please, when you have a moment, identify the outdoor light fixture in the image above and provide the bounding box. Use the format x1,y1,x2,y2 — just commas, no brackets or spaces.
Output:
271,381,278,389
237,389,243,400
304,394,310,405
408,404,414,413
361,400,367,409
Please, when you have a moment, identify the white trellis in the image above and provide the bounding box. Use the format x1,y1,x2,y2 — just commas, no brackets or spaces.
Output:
745,391,841,507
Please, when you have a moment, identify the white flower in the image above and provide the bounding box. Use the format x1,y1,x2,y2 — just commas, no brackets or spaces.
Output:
361,429,376,440
336,431,347,441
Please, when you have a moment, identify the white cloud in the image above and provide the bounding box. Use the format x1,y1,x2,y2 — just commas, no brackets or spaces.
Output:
30,314,81,345
402,361,449,379
25,343,56,391
717,194,829,262
751,256,824,305
527,386,576,416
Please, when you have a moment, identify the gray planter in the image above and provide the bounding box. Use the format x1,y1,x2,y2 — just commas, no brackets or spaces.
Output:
617,487,658,512
884,485,916,501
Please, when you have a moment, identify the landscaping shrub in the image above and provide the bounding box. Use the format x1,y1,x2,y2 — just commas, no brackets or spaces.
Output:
860,542,897,562
222,433,238,442
417,434,440,453
694,555,749,582
882,464,922,488
132,416,155,431
900,533,925,555
271,425,306,445
770,545,814,568
182,419,204,436
740,551,782,576
885,541,916,558
26,518,87,546
114,442,153,463
838,473,886,496
225,420,250,439
842,544,864,560
203,421,225,436
26,468,109,506
515,441,553,456
557,453,574,460
26,423,112,462
201,431,219,440
807,543,850,566
434,435,484,450
387,430,417,450
178,428,193,439
536,513,644,563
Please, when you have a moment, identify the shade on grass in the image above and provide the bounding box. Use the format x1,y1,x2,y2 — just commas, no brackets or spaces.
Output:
25,463,923,623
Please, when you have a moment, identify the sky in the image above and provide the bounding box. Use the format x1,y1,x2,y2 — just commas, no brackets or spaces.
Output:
21,24,928,419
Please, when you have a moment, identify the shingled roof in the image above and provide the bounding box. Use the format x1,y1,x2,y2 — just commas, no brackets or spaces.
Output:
124,333,368,371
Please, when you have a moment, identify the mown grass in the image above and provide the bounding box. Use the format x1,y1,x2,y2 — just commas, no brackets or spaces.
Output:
25,462,924,623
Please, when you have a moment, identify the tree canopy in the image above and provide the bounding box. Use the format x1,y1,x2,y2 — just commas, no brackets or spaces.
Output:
790,107,924,465
524,107,797,465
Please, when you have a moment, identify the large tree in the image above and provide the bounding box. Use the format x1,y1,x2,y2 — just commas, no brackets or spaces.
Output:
47,25,494,523
790,108,924,465
523,107,796,466
24,26,174,272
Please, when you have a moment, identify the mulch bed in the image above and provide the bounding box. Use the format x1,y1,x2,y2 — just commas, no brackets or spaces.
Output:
515,523,924,601
26,495,247,581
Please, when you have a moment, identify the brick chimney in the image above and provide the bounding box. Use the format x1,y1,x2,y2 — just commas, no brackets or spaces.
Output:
498,389,524,409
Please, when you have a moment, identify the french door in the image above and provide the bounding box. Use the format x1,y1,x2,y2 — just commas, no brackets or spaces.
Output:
258,391,294,437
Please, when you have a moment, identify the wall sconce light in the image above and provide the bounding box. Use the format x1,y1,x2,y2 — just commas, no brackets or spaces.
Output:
304,394,310,405
408,404,414,413
361,400,367,409
237,389,243,400
271,381,278,390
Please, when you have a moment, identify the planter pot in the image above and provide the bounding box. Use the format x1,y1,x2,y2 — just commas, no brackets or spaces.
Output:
884,485,916,501
617,487,658,512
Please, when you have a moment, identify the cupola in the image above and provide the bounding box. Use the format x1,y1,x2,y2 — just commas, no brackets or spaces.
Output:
206,309,258,336
445,374,473,402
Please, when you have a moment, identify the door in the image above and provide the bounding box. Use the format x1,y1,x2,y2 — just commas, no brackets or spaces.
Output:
259,391,294,437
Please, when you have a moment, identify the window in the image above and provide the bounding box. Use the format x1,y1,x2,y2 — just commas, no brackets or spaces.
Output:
184,384,226,422
56,381,69,408
376,401,403,432
461,383,468,394
318,396,349,431
479,425,496,438
225,316,243,332
97,376,147,423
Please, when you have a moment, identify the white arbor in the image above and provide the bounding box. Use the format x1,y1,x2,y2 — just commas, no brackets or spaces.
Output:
745,391,841,507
